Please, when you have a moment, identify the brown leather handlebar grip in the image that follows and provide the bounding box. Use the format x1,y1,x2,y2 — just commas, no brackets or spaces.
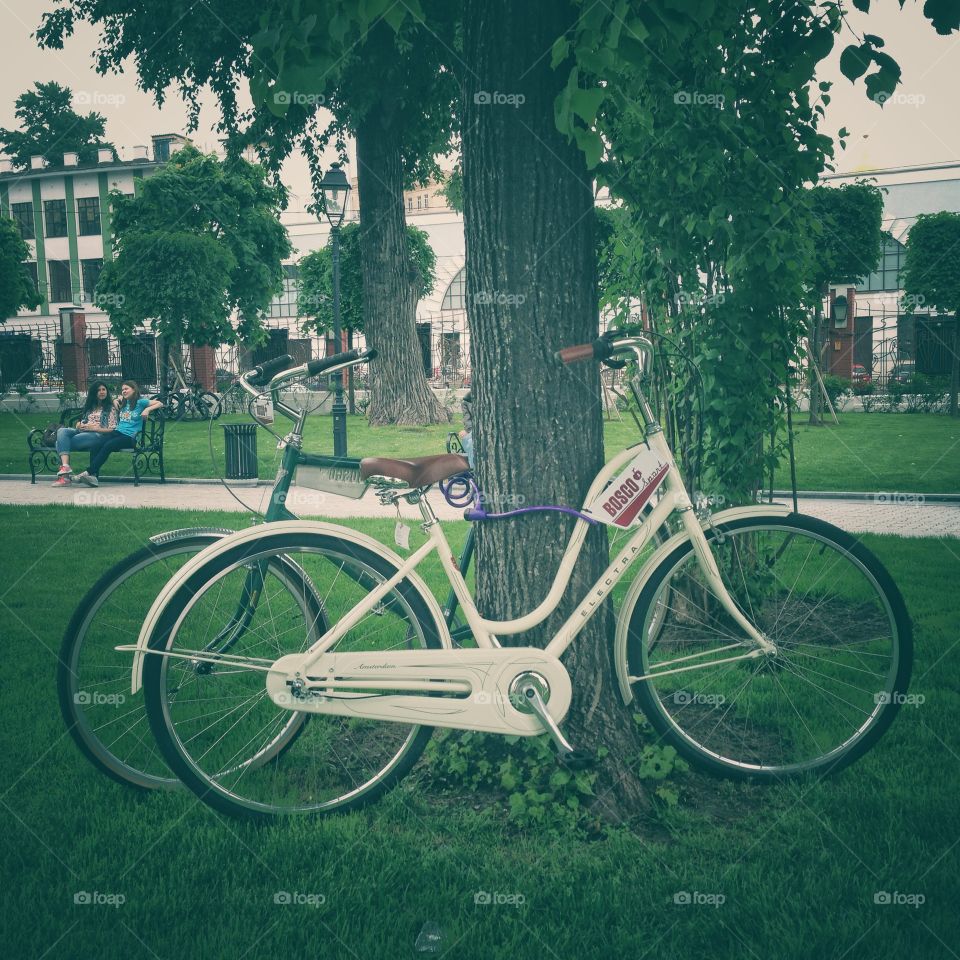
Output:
556,343,596,364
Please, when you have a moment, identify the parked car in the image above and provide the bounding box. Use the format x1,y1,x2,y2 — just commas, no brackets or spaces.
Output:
890,360,916,385
851,364,871,385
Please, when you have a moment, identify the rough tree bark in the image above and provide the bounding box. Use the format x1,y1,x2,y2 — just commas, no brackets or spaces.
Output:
355,107,447,426
463,0,647,818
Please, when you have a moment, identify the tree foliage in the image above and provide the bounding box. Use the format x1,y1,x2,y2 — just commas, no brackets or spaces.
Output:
808,182,885,290
0,218,41,320
553,0,953,500
902,211,960,416
298,222,436,334
0,81,114,169
96,145,290,346
902,212,960,314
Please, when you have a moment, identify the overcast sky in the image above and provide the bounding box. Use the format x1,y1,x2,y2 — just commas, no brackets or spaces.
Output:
1,0,958,207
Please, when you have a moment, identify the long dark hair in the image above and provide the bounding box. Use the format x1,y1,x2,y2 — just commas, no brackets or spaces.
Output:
118,380,141,411
83,381,113,418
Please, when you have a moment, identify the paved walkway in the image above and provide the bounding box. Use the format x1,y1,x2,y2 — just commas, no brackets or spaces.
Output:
1,477,958,537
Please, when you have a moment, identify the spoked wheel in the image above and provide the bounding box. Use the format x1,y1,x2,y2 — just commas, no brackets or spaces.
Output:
626,514,912,780
58,534,228,789
143,532,443,820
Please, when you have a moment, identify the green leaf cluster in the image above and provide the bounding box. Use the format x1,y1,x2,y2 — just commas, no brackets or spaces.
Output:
96,145,291,346
0,81,115,170
0,217,41,320
298,222,436,335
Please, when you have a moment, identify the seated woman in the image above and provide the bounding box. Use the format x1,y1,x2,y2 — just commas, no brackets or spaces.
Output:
75,381,163,487
52,381,118,486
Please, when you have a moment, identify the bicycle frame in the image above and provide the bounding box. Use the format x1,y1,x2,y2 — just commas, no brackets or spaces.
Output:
130,339,782,737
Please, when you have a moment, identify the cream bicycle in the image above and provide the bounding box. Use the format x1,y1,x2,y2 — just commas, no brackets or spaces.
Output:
127,334,912,819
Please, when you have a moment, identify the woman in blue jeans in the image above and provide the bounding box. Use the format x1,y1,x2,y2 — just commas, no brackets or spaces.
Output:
75,381,163,487
52,381,117,485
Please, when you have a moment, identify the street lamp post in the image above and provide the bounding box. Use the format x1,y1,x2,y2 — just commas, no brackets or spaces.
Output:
320,163,351,458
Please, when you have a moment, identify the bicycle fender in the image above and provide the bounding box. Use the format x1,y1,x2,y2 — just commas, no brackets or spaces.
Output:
129,520,454,694
613,503,793,706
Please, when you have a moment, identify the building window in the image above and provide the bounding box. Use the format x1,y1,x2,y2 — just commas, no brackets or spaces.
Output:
416,197,422,209
407,196,413,211
44,199,69,238
11,202,34,240
856,236,905,293
48,260,73,303
423,194,429,209
81,258,103,303
154,138,172,162
269,263,300,318
441,268,466,311
76,197,101,236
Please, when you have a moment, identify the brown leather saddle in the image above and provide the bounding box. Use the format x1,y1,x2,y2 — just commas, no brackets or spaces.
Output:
360,453,469,488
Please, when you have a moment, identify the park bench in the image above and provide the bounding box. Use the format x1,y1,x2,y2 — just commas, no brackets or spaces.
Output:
27,407,167,485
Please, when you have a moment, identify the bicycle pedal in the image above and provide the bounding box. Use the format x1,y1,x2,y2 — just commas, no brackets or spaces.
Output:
556,749,596,771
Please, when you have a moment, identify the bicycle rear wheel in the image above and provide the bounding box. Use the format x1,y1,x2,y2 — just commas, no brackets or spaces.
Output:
143,531,443,819
626,514,912,780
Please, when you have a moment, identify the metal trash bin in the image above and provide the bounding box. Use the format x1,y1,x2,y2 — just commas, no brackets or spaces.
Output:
222,423,258,479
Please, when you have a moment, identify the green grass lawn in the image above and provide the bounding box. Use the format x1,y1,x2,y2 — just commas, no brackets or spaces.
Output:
774,413,960,493
2,409,958,492
1,505,958,958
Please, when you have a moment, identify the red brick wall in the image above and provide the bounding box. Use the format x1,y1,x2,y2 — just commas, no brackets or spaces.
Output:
190,345,217,391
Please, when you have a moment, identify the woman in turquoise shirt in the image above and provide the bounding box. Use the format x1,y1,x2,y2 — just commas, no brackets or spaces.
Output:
75,381,163,487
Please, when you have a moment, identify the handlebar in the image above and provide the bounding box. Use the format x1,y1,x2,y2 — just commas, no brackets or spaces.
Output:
555,334,653,366
247,354,294,387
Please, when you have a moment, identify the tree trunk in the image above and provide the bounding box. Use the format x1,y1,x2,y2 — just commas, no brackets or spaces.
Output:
463,0,648,818
355,107,447,426
808,301,824,425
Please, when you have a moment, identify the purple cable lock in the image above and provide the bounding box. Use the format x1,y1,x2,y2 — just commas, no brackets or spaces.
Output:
439,473,600,526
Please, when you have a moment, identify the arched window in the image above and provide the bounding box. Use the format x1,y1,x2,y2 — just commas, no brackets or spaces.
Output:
441,267,466,311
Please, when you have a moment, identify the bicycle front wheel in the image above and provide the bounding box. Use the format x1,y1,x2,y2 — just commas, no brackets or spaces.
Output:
143,531,443,819
58,533,230,790
626,514,912,780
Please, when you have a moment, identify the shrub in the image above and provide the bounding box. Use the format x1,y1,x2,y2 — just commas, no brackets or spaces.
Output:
820,373,853,410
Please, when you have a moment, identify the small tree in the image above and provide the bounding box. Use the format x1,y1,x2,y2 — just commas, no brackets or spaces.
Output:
0,81,115,169
806,182,884,423
0,217,41,320
96,145,290,348
298,223,436,336
902,212,960,417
